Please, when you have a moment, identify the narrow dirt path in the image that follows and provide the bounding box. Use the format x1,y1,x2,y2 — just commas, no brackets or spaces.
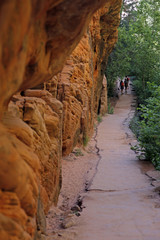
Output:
76,90,160,240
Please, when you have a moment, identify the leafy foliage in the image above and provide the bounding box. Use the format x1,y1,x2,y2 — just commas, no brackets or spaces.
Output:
130,0,160,88
105,0,160,99
106,0,160,167
108,101,114,114
129,114,140,137
72,148,84,157
83,135,89,147
137,85,160,169
97,115,102,123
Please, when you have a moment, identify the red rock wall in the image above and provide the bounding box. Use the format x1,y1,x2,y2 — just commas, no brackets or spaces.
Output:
57,3,121,155
0,0,112,114
0,0,122,239
1,90,63,239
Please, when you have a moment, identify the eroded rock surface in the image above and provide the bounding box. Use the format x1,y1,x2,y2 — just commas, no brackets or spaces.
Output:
55,3,121,155
0,0,122,239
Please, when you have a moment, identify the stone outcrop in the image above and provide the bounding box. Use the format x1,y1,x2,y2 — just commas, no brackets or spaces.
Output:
0,0,117,115
1,90,63,239
56,3,121,155
0,0,122,239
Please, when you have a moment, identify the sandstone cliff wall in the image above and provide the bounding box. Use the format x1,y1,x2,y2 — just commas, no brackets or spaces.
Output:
57,4,121,155
0,0,121,239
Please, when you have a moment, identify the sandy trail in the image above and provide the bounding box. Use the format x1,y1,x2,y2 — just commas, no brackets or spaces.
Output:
76,90,160,240
47,89,160,240
46,129,100,239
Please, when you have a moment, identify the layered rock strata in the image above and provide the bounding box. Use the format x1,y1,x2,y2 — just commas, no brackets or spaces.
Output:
56,4,121,155
0,0,122,239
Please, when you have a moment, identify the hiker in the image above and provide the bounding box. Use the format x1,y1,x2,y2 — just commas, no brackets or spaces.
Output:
127,76,130,86
124,76,128,93
120,80,124,94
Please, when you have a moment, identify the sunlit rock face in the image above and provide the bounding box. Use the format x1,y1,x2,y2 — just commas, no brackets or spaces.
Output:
0,0,121,239
57,3,121,155
0,0,111,114
0,90,63,239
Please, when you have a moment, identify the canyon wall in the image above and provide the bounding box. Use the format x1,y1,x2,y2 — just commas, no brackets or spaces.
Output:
0,0,122,239
57,4,121,155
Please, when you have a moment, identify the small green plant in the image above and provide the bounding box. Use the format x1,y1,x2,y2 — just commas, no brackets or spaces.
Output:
108,102,114,114
72,148,84,156
129,115,140,137
131,84,160,170
130,144,146,161
83,135,89,147
97,115,102,123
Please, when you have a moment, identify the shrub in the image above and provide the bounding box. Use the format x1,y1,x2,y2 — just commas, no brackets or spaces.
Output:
83,135,89,147
129,114,140,137
97,115,102,123
108,102,114,114
135,85,160,169
72,148,84,156
133,80,155,105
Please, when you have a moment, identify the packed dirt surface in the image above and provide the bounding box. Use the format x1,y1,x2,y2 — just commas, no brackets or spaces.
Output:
46,131,100,238
46,87,160,239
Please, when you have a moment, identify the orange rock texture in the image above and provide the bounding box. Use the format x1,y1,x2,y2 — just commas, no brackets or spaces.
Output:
57,2,121,155
0,0,122,239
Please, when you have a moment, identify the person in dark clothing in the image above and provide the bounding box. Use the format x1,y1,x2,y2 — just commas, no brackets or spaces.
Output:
120,80,124,94
124,76,128,93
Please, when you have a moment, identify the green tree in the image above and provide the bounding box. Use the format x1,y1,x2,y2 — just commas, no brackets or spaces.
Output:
137,84,160,169
105,0,160,101
106,0,160,167
130,0,160,86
